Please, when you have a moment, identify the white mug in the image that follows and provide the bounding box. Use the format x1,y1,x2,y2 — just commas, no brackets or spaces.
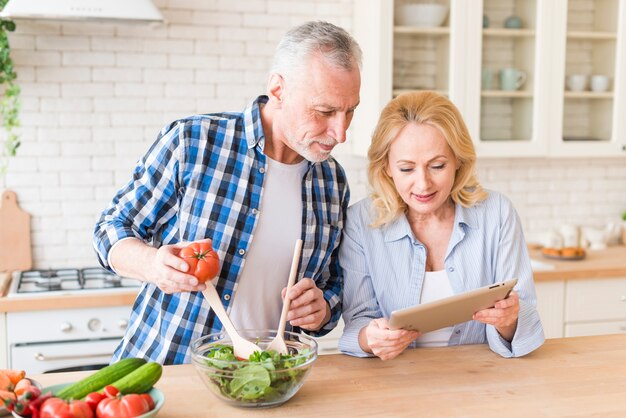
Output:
566,74,588,91
559,224,580,248
590,75,610,92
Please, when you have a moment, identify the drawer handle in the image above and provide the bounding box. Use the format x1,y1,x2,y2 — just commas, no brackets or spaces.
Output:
35,352,112,362
621,295,626,302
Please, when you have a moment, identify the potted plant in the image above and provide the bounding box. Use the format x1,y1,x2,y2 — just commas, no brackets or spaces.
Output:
0,0,20,176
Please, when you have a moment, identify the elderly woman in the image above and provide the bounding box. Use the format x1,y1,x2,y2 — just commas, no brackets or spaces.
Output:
339,91,544,360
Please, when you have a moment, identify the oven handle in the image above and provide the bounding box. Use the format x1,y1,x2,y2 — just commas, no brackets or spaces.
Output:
35,352,112,362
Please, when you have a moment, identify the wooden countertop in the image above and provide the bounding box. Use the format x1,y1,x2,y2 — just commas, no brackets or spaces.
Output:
0,290,137,313
29,334,626,417
531,245,626,281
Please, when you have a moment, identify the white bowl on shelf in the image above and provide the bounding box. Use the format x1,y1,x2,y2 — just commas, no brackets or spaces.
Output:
395,3,449,27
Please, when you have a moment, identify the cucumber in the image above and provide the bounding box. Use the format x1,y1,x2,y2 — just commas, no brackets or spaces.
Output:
56,358,146,400
108,362,163,394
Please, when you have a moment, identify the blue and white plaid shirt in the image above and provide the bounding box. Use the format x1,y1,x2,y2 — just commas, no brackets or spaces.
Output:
94,96,349,365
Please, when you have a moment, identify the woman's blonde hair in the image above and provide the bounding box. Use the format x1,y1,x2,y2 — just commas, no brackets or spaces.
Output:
368,91,487,228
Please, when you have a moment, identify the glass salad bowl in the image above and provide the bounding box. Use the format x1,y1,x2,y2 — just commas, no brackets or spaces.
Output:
190,329,317,408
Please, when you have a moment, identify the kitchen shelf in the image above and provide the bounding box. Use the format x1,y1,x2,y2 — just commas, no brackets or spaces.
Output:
567,31,617,40
393,88,448,97
482,90,533,98
394,26,449,36
564,91,614,99
483,28,535,38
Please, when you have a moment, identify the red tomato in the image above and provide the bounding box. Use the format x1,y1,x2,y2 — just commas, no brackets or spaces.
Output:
102,385,119,399
139,393,155,411
40,397,94,418
180,241,220,283
85,392,106,412
95,394,151,418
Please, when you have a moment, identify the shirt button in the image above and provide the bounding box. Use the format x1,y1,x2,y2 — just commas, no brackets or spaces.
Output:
259,167,265,174
224,294,231,301
448,267,455,272
251,208,258,215
238,249,245,256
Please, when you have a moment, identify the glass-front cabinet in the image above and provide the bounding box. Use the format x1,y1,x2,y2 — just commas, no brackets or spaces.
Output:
352,0,626,158
550,0,626,156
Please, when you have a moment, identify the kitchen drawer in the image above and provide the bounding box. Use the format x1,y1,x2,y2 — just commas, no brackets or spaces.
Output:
565,277,626,322
7,306,131,343
565,321,626,338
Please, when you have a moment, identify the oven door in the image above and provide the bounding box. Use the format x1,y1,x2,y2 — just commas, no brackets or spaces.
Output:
10,339,120,374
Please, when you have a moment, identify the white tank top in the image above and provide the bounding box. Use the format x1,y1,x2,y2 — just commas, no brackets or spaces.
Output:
228,156,308,331
414,270,455,347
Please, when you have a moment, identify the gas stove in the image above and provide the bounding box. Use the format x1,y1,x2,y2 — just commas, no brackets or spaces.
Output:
7,267,142,297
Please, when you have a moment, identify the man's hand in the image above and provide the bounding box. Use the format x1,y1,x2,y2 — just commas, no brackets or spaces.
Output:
283,278,330,331
359,318,420,361
110,238,209,294
473,290,520,342
149,241,209,294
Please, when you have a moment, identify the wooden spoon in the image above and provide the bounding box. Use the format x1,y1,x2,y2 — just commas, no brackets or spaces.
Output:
267,239,303,355
202,283,261,359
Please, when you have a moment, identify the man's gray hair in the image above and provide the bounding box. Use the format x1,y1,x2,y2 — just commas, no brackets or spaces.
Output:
271,21,362,80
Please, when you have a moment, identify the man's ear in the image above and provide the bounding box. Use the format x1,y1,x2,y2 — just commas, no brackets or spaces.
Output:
267,73,285,106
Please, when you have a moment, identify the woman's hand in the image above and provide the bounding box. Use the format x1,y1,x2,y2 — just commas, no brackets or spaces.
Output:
359,318,420,361
473,290,520,341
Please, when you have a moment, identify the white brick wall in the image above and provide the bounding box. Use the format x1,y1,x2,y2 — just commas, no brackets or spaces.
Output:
1,0,625,268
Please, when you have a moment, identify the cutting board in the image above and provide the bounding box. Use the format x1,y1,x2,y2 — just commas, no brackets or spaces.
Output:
0,189,32,272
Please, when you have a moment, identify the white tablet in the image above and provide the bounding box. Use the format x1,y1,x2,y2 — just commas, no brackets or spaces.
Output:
389,278,518,333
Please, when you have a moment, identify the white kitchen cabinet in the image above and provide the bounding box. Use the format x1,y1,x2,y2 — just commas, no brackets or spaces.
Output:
352,0,626,158
535,276,626,338
0,313,7,368
534,281,565,338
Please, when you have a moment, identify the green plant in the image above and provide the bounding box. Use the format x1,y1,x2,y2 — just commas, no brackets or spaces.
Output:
0,0,20,175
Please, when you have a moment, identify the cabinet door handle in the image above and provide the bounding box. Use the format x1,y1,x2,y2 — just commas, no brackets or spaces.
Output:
35,352,111,361
621,295,626,302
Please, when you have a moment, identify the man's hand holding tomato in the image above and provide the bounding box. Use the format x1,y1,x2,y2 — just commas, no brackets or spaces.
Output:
146,239,220,294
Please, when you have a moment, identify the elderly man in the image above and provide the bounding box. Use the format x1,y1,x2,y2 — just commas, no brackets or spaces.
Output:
94,21,362,364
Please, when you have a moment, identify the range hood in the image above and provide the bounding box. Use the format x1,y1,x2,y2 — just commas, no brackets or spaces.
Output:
0,0,164,23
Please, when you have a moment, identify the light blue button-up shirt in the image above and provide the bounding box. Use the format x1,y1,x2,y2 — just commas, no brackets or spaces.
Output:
338,190,545,358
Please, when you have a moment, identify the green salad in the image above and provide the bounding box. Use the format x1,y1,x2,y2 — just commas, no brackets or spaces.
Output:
203,345,312,403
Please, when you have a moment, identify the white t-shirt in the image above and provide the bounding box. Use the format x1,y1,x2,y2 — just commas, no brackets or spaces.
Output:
228,156,308,330
414,270,454,347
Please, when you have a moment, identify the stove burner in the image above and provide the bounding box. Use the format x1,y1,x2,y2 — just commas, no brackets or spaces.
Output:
103,276,122,288
9,267,143,296
35,277,63,291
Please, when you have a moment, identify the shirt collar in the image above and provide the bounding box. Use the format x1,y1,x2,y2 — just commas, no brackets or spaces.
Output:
243,95,268,150
382,200,479,243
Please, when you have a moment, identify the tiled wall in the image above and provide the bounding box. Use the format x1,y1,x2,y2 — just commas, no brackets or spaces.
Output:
1,0,625,267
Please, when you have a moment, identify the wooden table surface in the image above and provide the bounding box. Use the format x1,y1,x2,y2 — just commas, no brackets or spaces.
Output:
31,334,626,417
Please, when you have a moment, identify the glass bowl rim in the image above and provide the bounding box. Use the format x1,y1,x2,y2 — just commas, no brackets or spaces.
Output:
190,328,318,370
